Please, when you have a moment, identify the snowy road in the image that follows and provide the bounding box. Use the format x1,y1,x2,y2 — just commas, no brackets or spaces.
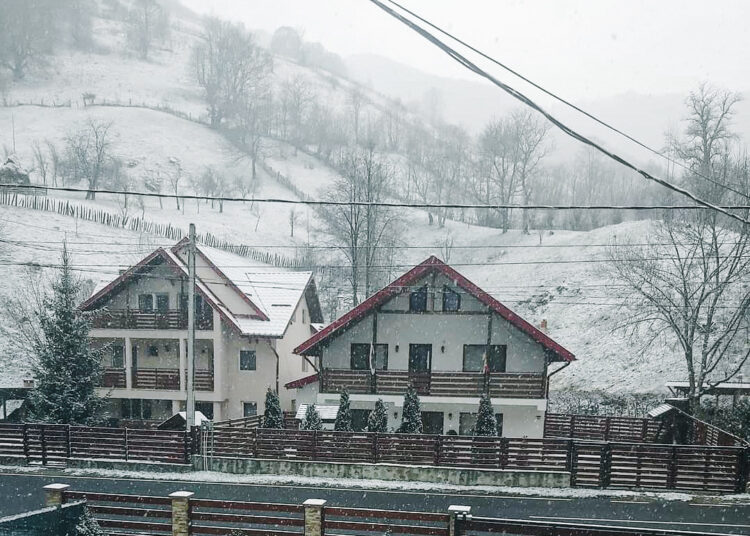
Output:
1,472,749,534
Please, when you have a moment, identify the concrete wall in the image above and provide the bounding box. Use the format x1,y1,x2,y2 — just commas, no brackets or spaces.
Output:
196,455,570,488
275,295,316,411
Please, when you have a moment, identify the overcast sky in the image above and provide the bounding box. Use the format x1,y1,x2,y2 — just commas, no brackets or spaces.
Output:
181,0,749,101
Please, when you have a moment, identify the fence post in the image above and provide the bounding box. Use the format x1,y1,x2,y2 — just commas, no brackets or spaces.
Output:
183,430,190,464
40,425,47,466
372,433,379,464
65,425,71,460
737,448,750,493
599,443,612,488
603,417,611,442
667,445,678,489
312,430,318,461
434,435,442,466
43,484,69,507
22,423,29,462
448,505,471,536
124,428,129,461
499,437,509,469
303,499,326,536
169,491,194,536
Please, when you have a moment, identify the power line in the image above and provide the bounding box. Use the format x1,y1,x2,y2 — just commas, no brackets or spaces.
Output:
367,0,750,226
2,183,750,211
384,0,750,202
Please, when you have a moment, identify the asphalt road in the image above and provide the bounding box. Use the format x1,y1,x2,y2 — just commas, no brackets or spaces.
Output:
1,472,749,534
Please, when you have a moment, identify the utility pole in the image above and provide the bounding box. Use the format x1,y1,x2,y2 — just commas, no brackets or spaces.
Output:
186,223,196,429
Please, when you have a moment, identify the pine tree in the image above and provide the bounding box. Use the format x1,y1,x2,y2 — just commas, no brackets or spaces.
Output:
367,398,388,433
31,244,103,424
263,388,283,428
399,386,422,434
475,393,498,436
75,507,105,536
334,389,353,431
300,404,323,430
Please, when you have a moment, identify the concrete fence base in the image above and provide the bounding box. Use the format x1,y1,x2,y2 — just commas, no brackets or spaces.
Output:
194,455,571,488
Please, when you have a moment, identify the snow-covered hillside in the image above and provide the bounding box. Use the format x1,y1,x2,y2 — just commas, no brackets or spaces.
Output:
0,3,687,395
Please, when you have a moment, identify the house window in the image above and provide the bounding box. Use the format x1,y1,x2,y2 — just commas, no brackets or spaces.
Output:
302,309,306,324
442,286,461,312
138,294,154,312
121,399,152,420
243,402,257,417
463,345,506,372
112,345,124,368
196,401,214,419
421,411,444,435
147,345,159,357
239,350,256,371
408,344,432,372
351,343,388,370
409,286,428,312
180,294,210,319
351,409,371,432
155,293,169,312
459,412,504,436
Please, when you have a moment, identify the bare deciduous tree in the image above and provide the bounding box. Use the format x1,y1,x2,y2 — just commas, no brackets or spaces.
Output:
64,120,114,200
193,17,272,129
0,0,57,79
127,0,169,60
607,85,750,411
321,148,401,304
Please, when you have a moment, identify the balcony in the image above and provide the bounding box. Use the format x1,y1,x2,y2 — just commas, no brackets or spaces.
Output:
100,368,126,388
321,369,546,399
90,309,213,331
98,368,214,391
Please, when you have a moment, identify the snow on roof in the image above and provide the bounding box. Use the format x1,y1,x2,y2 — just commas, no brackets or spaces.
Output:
83,242,314,338
177,411,209,425
647,404,675,419
195,244,313,337
295,404,339,420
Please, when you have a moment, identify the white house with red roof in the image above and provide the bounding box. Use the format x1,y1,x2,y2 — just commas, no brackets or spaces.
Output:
289,256,574,437
80,239,323,424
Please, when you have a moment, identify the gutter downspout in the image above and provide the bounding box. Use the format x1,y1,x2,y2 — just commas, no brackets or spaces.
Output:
546,361,570,398
267,340,280,395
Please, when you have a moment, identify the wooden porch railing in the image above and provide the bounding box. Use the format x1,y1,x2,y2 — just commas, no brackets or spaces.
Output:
90,309,213,330
132,368,180,390
321,368,546,398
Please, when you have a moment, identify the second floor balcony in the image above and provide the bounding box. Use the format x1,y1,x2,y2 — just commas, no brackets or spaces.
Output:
90,309,213,331
99,367,214,392
320,368,547,399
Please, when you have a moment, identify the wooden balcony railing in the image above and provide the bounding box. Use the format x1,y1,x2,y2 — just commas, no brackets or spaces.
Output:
133,368,180,390
192,369,214,392
99,367,126,388
321,369,546,398
90,309,213,330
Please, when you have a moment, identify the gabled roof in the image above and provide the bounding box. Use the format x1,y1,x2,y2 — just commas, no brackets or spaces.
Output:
81,241,320,339
294,256,575,362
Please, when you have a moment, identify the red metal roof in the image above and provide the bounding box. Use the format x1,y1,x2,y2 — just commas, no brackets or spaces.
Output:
294,256,575,362
284,373,319,389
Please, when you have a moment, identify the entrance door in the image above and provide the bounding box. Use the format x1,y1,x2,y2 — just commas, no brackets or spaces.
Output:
408,344,432,394
421,411,444,435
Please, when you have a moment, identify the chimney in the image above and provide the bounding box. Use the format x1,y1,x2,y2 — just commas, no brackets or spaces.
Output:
540,319,548,332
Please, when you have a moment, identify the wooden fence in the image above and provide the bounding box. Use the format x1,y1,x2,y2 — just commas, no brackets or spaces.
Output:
545,413,662,442
202,427,750,493
0,423,190,465
46,485,729,536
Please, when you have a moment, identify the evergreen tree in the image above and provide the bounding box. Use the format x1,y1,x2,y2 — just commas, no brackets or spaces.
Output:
367,398,388,433
334,389,353,431
300,404,323,430
263,388,283,428
75,507,105,536
475,393,498,436
399,386,422,434
31,244,103,424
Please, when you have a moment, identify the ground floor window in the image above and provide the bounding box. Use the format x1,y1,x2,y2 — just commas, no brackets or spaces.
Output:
351,409,371,431
118,399,172,421
196,401,214,419
421,411,444,435
243,402,257,417
459,412,504,436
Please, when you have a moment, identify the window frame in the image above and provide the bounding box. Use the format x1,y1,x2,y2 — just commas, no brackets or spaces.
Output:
243,402,258,417
462,344,507,373
155,293,170,312
409,285,428,312
138,293,154,312
350,343,388,371
239,349,257,371
408,344,432,372
112,345,125,368
442,285,461,312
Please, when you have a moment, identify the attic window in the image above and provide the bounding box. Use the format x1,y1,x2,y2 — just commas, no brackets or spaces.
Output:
409,286,428,312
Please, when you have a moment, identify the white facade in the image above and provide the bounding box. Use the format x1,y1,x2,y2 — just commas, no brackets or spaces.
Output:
83,242,322,424
292,259,574,438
